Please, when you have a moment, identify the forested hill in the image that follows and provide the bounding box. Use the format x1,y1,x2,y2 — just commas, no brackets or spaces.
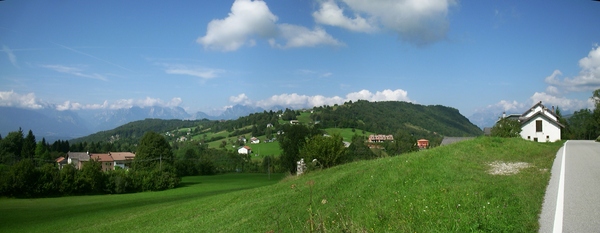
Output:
70,119,205,144
311,100,482,137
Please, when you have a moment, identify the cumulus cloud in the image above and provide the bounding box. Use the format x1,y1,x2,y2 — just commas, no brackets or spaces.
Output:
42,64,107,81
313,0,377,33
315,0,456,46
197,0,278,51
269,24,343,49
529,92,594,112
229,93,251,105
0,90,43,109
198,0,341,51
544,45,600,92
109,97,183,109
2,45,19,68
234,89,411,109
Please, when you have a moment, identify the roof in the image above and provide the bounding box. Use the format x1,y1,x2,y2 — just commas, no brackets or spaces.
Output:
67,152,90,161
110,152,136,161
417,139,429,142
243,146,252,150
91,153,114,162
520,111,565,128
521,101,560,119
56,157,66,163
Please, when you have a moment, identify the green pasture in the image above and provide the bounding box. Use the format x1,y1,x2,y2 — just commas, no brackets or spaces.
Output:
0,137,563,232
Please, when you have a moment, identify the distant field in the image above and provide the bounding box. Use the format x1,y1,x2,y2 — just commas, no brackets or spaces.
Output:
324,127,374,142
0,137,563,232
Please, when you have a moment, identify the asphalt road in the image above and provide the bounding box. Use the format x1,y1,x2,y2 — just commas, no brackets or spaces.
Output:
539,140,600,233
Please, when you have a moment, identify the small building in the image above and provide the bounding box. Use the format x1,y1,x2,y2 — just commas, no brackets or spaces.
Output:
417,139,429,149
56,157,67,170
518,101,564,142
368,134,394,143
290,120,299,125
67,152,90,170
266,123,274,128
250,137,260,144
91,153,114,172
238,146,252,155
110,152,136,170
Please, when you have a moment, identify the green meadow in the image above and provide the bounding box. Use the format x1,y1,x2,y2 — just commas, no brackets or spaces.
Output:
0,137,562,232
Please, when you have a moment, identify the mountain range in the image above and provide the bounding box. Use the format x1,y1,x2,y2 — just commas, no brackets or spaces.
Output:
0,105,266,142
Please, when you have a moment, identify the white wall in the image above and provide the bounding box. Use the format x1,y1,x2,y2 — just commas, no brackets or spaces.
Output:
520,116,561,142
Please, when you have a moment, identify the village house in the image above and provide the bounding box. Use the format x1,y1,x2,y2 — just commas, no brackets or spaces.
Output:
417,139,429,149
67,152,90,169
91,153,114,172
516,101,564,142
250,137,260,144
55,157,67,169
238,146,252,155
110,152,136,170
368,134,394,143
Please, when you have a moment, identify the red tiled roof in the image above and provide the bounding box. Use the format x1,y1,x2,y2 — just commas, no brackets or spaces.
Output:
110,152,135,161
91,153,114,162
56,157,66,163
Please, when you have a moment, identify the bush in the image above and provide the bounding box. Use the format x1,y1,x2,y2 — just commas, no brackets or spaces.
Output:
596,135,600,142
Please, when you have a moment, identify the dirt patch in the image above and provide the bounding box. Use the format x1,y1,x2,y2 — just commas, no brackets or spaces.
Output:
488,161,531,175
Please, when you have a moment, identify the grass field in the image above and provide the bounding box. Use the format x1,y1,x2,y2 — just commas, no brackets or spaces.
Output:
0,137,563,232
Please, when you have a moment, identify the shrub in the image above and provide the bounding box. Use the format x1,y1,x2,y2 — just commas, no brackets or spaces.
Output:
596,135,600,142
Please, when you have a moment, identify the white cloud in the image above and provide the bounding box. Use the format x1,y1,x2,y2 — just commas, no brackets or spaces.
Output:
269,24,343,49
0,90,43,109
163,64,223,79
197,0,278,51
313,0,377,33
198,0,341,51
242,89,411,109
346,89,411,102
2,45,19,68
109,97,183,109
42,64,107,81
317,0,456,46
544,45,600,92
229,93,251,105
529,92,594,112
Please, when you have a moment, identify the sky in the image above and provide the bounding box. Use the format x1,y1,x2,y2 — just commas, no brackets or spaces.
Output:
1,0,599,118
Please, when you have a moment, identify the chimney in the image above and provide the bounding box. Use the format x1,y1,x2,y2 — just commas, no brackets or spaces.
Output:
502,112,506,118
552,106,555,113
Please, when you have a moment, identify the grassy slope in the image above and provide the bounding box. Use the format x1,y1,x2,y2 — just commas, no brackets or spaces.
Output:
0,137,562,232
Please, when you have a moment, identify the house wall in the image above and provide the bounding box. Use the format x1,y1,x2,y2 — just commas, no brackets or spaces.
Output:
520,116,561,142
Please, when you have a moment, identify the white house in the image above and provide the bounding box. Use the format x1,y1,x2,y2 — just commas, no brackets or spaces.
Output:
238,146,252,155
250,137,260,144
503,101,564,142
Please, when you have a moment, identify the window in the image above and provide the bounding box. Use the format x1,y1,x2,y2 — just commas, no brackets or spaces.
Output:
536,120,542,132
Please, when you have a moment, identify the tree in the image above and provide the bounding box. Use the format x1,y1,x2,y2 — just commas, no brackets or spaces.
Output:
491,118,522,138
21,130,36,160
0,129,24,164
555,107,571,139
277,124,321,173
133,131,174,172
569,109,596,140
301,134,346,168
346,134,377,162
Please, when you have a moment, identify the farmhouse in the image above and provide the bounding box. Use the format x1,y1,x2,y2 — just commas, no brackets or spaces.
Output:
250,137,260,144
110,152,136,170
91,153,114,172
368,134,394,143
67,152,90,169
500,101,564,142
417,139,429,149
238,146,252,155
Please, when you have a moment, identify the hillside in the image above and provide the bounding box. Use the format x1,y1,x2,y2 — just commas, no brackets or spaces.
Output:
70,101,481,152
0,137,563,232
312,100,482,136
70,118,206,144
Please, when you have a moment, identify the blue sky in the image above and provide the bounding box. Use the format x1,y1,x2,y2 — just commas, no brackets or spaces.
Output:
1,0,599,117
